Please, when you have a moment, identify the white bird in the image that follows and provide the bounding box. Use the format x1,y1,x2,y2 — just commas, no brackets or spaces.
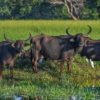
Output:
86,58,94,68
14,96,22,100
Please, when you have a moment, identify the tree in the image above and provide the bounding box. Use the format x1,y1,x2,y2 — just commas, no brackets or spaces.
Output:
45,0,86,20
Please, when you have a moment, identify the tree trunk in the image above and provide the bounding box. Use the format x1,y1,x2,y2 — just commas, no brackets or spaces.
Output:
70,13,79,20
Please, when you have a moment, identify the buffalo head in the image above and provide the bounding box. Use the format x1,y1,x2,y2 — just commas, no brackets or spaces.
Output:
66,25,92,47
4,33,31,53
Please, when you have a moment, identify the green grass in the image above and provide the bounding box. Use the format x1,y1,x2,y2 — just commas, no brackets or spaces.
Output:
0,20,100,99
0,20,100,40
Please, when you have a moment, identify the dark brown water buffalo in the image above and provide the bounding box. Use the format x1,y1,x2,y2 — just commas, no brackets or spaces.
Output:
66,26,99,68
30,26,92,75
0,34,30,81
67,27,100,62
79,38,100,61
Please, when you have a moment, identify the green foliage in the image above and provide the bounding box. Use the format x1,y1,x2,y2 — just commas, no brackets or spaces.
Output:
80,0,99,19
20,6,32,16
97,0,100,6
0,0,99,19
82,8,99,19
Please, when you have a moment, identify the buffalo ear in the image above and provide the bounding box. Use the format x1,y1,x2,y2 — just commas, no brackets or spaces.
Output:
24,43,30,46
11,43,15,48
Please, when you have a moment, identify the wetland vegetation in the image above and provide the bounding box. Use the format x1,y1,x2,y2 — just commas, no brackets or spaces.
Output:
0,20,100,99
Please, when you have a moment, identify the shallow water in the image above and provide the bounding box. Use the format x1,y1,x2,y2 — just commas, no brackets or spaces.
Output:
0,87,100,100
1,96,99,100
0,96,99,100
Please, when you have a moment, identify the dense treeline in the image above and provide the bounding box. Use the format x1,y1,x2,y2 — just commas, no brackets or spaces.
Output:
0,0,99,20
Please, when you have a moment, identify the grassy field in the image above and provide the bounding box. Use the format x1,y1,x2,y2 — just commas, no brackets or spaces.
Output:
0,20,100,99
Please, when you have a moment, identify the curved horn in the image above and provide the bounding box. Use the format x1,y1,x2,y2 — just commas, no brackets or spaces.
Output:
84,25,92,36
4,33,13,42
24,33,32,42
66,27,73,36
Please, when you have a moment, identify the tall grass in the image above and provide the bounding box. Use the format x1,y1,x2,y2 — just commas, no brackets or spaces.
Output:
0,20,100,40
0,20,100,98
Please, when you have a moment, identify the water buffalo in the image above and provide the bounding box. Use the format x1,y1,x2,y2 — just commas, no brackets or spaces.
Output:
22,37,94,69
0,34,30,81
30,26,91,75
76,34,100,62
66,25,97,68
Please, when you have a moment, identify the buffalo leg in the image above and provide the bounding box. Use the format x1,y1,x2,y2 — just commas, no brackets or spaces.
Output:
66,59,71,74
32,59,37,72
32,57,38,72
34,60,38,72
33,50,39,72
31,48,39,73
10,67,14,79
9,62,14,80
60,61,64,76
0,66,4,81
33,54,39,73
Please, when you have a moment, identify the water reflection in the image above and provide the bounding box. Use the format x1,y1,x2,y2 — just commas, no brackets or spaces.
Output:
0,95,99,100
30,96,42,100
0,87,100,100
